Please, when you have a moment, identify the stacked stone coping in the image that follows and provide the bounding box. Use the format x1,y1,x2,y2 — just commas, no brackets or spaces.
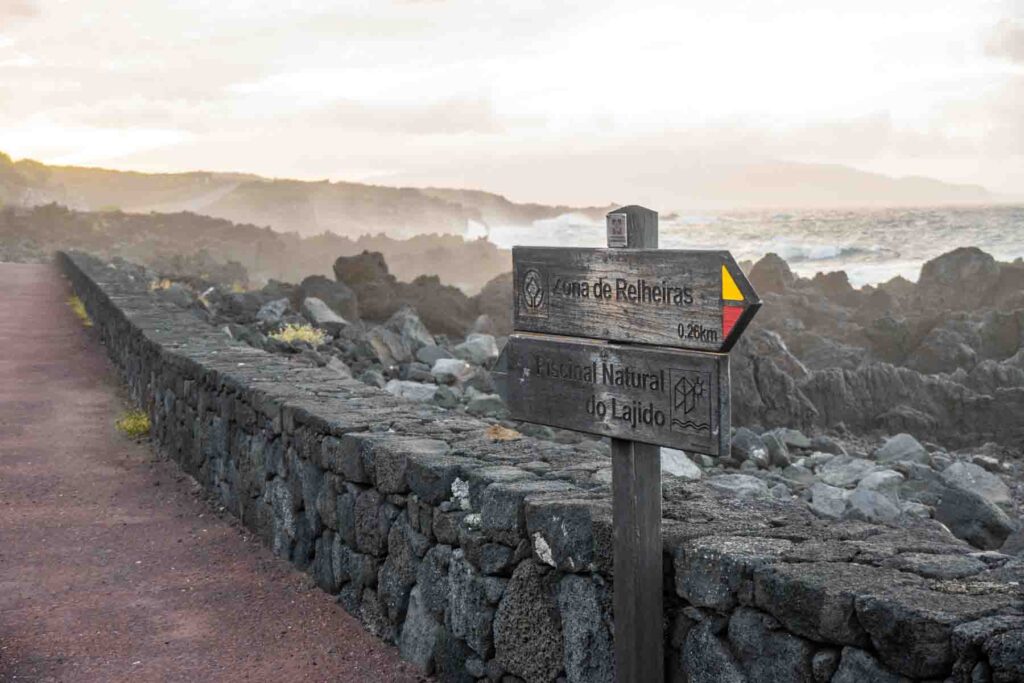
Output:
59,250,1024,683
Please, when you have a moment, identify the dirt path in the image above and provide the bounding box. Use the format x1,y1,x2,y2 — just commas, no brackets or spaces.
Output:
0,263,424,683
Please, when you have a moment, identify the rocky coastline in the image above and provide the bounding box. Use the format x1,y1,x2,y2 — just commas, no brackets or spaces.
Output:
87,244,1024,559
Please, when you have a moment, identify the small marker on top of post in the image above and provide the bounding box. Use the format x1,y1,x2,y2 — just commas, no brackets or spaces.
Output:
606,205,664,683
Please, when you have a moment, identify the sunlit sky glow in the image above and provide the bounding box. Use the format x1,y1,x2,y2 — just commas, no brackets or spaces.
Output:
1,0,1022,206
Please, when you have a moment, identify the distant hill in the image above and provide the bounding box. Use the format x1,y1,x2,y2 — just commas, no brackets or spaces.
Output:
0,152,997,241
0,152,608,239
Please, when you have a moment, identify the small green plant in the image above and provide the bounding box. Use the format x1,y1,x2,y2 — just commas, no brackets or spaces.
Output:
269,323,326,346
115,410,151,437
67,295,92,327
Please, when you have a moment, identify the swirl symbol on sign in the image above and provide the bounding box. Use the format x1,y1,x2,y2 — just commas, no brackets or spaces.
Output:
522,269,545,310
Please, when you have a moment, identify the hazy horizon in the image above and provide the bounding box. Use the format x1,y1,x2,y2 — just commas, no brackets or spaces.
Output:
1,1,1022,208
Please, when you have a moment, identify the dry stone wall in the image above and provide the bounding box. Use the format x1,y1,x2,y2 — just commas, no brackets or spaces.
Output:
60,251,1024,683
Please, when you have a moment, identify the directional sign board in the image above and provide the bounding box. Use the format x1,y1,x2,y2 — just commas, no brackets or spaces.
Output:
513,247,760,352
500,333,730,456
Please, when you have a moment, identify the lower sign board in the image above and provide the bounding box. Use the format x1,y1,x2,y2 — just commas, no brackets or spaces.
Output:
501,334,730,456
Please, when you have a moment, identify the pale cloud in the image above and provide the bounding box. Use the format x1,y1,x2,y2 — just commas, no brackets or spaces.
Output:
0,0,1021,201
987,18,1024,62
0,0,37,20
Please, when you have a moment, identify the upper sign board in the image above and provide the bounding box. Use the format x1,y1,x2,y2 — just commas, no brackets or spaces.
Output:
513,247,760,353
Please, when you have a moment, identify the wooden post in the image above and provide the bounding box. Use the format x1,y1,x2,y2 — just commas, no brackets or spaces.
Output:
608,205,664,683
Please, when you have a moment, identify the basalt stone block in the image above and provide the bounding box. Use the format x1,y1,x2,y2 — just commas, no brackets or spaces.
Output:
333,539,379,591
432,629,476,683
854,588,1016,679
355,489,393,556
752,562,922,646
448,550,499,659
406,453,483,506
360,588,397,642
951,615,1024,681
312,530,339,593
398,586,440,674
482,480,578,546
371,436,450,495
335,486,358,546
377,518,425,623
297,457,324,535
679,620,746,683
264,477,297,559
433,508,465,545
467,466,538,511
493,561,563,683
811,648,841,683
316,473,340,530
321,433,373,483
417,544,453,619
557,574,613,683
727,607,815,682
831,647,906,683
526,496,611,574
674,536,792,612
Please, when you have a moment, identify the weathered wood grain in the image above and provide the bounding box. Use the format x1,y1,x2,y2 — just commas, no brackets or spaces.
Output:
513,246,760,352
504,333,730,456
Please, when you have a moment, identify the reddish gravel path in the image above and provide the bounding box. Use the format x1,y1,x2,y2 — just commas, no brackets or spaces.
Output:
0,263,425,683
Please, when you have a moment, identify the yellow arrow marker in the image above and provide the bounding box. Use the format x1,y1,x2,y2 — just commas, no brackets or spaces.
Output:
721,265,744,301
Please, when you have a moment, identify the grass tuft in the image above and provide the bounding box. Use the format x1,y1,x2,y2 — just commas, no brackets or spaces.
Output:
67,295,93,327
270,323,326,346
115,410,151,438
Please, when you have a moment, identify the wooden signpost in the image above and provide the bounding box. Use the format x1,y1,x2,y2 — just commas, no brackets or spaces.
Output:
493,205,760,683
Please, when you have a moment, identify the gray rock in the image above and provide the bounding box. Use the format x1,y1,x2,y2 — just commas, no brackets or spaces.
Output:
809,434,847,455
355,489,393,556
844,489,902,524
818,455,877,488
325,356,352,378
466,393,507,418
358,368,387,388
398,586,439,673
366,326,413,367
770,427,812,449
856,469,904,501
557,575,613,683
831,647,906,683
371,436,449,494
731,427,770,468
432,357,476,385
299,274,359,321
780,463,816,488
494,561,564,683
728,607,815,682
809,482,848,519
454,333,500,366
433,384,460,409
874,433,930,465
934,483,1017,550
941,461,1011,508
661,448,702,481
384,379,438,403
377,519,424,622
256,297,290,324
416,344,452,365
526,497,605,574
770,483,791,499
707,474,769,498
761,431,791,467
386,306,434,351
301,296,349,335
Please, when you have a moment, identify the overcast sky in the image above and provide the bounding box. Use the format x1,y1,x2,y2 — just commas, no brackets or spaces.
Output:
1,0,1022,205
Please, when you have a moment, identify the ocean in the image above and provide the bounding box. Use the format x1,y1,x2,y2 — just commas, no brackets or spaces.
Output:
476,204,1024,287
